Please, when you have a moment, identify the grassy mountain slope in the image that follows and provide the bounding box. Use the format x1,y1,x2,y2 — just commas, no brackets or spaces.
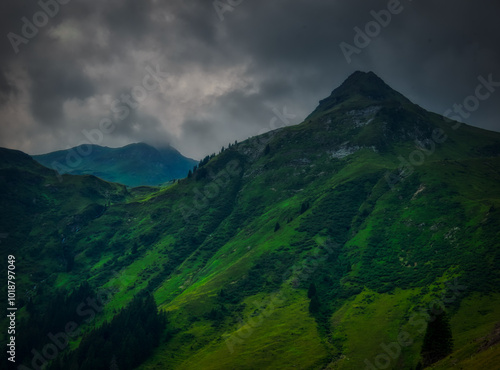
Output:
32,142,198,187
2,71,500,369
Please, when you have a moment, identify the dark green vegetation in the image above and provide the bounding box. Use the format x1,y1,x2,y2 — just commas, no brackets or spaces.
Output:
32,142,198,187
420,312,453,367
16,282,97,368
1,71,500,369
48,294,167,370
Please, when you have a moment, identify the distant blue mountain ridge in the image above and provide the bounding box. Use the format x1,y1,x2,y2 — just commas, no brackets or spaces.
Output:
32,142,198,187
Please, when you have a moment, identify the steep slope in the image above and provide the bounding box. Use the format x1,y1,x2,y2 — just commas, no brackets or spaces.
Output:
32,142,198,187
0,148,135,295
2,71,500,370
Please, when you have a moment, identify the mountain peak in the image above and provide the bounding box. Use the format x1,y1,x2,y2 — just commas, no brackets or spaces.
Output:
343,70,388,89
332,70,405,102
308,71,409,118
344,70,382,82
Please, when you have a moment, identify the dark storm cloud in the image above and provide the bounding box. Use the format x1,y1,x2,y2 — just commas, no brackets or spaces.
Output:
0,2,34,96
0,0,499,158
0,71,14,105
27,54,95,126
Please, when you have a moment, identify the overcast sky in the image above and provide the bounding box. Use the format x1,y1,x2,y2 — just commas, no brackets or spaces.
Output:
1,0,499,160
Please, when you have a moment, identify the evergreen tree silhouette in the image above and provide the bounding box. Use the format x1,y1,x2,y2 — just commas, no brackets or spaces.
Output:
309,294,321,313
420,311,453,366
307,283,317,299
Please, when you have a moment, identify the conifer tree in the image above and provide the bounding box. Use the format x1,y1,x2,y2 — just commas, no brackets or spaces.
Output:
420,311,453,366
300,201,310,214
307,282,317,299
309,293,321,313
